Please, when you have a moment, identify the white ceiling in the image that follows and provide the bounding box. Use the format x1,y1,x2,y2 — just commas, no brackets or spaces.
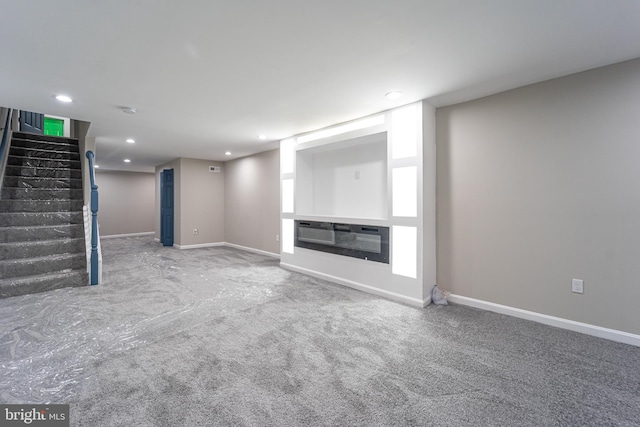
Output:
2,1,640,172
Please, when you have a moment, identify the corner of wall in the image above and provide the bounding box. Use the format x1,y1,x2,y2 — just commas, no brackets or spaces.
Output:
422,100,437,301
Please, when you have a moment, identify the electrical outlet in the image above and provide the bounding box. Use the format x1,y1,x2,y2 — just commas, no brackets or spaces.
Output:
193,228,198,235
571,278,584,294
276,234,279,242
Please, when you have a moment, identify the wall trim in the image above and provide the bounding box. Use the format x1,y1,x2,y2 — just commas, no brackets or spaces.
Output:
281,262,429,308
174,242,225,250
224,242,280,259
100,231,155,239
448,294,640,348
172,241,280,257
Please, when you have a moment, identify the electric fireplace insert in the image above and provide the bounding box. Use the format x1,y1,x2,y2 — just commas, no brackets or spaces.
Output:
294,220,389,263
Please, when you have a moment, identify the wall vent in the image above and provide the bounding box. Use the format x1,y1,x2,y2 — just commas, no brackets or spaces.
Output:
209,166,221,173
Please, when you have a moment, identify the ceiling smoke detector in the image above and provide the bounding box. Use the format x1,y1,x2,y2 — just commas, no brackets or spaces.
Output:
122,107,136,114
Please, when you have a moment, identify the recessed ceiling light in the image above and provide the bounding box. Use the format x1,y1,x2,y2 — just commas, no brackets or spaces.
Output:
124,159,131,163
225,151,231,156
55,94,73,103
126,138,135,144
94,165,99,168
385,91,403,100
258,134,267,140
122,107,136,114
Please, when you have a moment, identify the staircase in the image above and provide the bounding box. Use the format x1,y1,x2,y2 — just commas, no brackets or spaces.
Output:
0,132,87,298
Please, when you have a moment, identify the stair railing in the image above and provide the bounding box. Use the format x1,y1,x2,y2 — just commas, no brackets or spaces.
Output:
0,108,14,193
85,151,99,285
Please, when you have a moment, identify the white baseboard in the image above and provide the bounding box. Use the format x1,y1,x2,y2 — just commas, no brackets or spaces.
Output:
224,242,280,259
174,242,225,250
281,262,429,308
172,241,280,257
100,231,155,239
448,294,640,347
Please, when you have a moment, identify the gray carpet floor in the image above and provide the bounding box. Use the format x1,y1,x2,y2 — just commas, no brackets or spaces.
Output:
1,236,639,426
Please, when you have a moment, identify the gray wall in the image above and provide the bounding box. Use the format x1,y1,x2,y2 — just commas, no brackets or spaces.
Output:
154,153,277,251
155,158,224,246
96,170,155,236
436,58,640,335
224,149,280,254
179,158,225,246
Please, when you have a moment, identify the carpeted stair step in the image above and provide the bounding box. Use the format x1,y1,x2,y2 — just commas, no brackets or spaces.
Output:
0,131,88,298
9,147,80,161
1,176,82,189
1,187,83,200
0,211,83,227
0,269,88,299
11,132,79,144
9,139,77,153
10,133,80,154
0,238,85,260
4,165,82,179
0,199,84,213
7,156,81,170
0,252,86,279
0,224,84,242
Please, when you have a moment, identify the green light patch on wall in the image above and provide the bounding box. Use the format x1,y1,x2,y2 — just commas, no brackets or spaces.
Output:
44,117,65,136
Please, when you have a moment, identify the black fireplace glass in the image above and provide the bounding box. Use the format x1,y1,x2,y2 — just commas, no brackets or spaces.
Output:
295,220,389,263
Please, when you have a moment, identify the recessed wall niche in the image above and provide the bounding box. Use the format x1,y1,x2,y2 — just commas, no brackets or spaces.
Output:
280,100,436,307
295,132,387,220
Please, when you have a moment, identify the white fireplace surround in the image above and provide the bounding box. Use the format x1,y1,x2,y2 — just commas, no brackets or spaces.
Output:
280,101,436,306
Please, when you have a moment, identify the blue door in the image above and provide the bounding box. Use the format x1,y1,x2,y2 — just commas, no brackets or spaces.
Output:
160,169,174,247
19,111,44,134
